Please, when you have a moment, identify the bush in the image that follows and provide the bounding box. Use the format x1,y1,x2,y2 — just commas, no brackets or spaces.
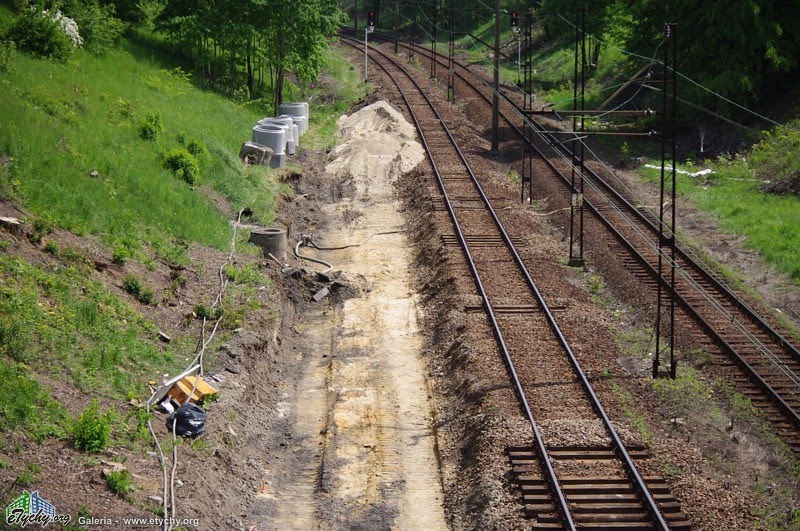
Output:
28,216,55,244
194,303,212,319
111,246,130,265
162,148,199,185
0,40,14,73
122,274,141,296
72,399,111,452
122,274,154,304
63,0,125,54
43,240,59,255
750,120,800,183
138,286,154,305
106,469,134,496
138,112,163,141
185,137,209,161
15,463,41,487
3,6,73,62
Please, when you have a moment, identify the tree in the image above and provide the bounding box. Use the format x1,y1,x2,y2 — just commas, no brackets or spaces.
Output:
157,0,345,110
623,0,800,107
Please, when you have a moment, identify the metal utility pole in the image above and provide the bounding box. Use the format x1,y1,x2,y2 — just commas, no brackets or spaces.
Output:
511,11,520,85
447,0,455,101
394,0,399,53
411,2,417,59
365,10,375,82
654,22,678,380
490,0,500,152
520,11,532,203
568,7,586,268
431,0,438,78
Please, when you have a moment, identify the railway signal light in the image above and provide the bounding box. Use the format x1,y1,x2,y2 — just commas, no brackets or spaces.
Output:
368,9,376,29
510,11,518,30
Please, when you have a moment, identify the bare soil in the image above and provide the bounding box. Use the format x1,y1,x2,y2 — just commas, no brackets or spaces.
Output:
1,39,798,531
360,42,800,529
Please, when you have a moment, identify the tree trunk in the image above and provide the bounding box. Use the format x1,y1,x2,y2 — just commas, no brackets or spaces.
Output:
591,41,601,68
247,36,254,96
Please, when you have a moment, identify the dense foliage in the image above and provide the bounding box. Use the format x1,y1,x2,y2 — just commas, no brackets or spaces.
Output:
3,0,346,110
537,0,800,108
2,3,74,61
157,0,347,111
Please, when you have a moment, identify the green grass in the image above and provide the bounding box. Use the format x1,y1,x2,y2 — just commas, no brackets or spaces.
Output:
640,160,800,283
303,44,370,150
650,366,718,419
0,252,187,398
526,35,635,111
0,359,68,441
612,383,653,445
0,14,364,448
0,31,282,263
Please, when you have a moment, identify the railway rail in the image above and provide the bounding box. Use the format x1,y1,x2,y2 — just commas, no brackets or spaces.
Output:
341,35,690,529
350,32,800,455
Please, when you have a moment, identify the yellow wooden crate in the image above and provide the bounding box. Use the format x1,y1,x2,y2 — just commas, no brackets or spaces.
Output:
167,376,218,404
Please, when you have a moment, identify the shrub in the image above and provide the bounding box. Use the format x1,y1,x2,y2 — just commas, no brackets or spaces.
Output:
194,303,212,319
111,246,129,265
185,137,209,163
122,274,141,296
122,274,154,304
0,40,14,73
162,148,199,185
72,399,111,452
106,469,134,496
3,6,73,62
15,463,41,487
28,216,55,244
138,287,154,305
138,112,163,141
43,240,59,255
63,0,125,54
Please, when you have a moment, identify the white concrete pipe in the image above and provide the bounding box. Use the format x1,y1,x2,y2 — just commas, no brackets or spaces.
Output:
252,125,286,168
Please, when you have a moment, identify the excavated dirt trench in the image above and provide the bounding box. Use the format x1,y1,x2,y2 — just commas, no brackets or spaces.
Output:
248,102,447,530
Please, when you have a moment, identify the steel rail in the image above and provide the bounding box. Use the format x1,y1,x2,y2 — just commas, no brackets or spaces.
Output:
341,35,670,529
338,36,575,530
373,32,800,367
376,36,800,430
337,36,576,530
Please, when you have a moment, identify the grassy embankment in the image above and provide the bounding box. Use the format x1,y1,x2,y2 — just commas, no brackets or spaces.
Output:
490,19,800,287
639,156,800,283
0,8,365,451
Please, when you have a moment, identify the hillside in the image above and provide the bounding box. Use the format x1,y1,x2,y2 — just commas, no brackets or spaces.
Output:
0,9,365,521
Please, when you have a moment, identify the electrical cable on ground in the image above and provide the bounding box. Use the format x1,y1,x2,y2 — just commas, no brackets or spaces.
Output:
294,236,334,273
148,209,244,530
308,229,405,250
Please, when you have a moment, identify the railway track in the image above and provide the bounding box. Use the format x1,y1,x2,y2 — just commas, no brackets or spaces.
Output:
341,36,690,530
351,33,800,454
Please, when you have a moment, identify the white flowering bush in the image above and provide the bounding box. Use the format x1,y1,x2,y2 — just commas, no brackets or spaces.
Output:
2,4,74,62
50,10,83,48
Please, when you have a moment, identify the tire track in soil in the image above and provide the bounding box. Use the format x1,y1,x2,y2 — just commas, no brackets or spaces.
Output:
248,102,446,530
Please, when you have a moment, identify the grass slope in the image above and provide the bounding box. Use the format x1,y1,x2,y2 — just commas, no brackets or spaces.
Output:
0,25,281,263
0,23,366,448
640,161,800,283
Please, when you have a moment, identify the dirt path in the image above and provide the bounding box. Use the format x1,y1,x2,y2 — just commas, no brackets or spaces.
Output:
248,102,446,530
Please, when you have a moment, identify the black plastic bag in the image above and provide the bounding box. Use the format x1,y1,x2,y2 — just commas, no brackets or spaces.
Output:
165,403,207,437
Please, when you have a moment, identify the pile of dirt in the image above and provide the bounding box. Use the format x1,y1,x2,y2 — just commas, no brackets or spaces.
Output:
326,101,425,182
